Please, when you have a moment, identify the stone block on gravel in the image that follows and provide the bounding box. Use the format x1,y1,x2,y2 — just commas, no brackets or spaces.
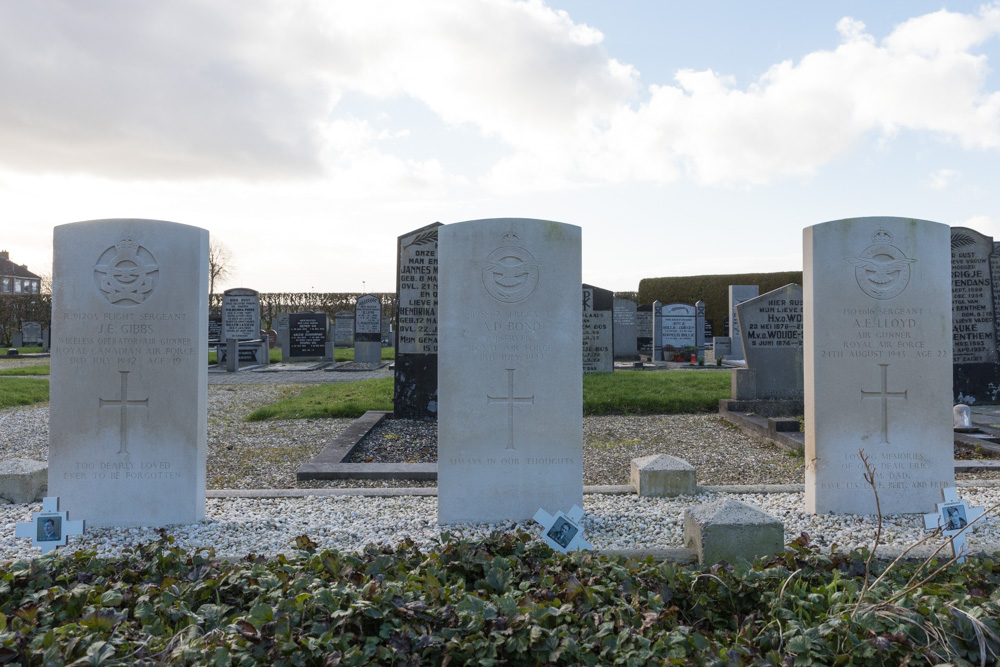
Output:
683,499,783,565
0,458,47,504
630,454,696,497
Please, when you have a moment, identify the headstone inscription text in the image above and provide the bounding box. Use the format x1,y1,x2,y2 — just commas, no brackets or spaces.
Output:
804,217,953,515
288,313,328,358
394,223,442,420
612,298,638,359
950,227,1000,404
49,219,208,527
582,284,614,373
221,288,260,341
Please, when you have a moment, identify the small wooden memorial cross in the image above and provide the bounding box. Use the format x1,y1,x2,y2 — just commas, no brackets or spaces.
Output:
14,497,86,555
533,504,592,554
921,487,984,564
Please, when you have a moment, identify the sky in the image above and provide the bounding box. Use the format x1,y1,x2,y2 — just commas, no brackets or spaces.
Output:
3,1,1000,294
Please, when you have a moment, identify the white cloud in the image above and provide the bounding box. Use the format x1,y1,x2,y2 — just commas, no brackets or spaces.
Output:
928,168,960,190
2,1,1000,190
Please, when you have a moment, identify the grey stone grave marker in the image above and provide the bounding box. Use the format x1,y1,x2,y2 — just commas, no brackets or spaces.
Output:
733,284,804,400
951,227,1000,404
660,303,697,351
438,218,582,523
394,223,441,420
285,313,328,362
334,311,354,347
21,321,42,345
219,288,265,366
729,285,759,360
49,218,208,527
636,304,653,357
354,294,382,364
612,298,638,360
582,284,614,373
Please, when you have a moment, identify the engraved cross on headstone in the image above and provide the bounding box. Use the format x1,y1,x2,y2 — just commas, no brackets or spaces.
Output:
99,371,148,455
860,363,907,443
487,368,534,451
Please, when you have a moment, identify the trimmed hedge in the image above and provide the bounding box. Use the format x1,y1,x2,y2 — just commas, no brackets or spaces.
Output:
638,271,802,335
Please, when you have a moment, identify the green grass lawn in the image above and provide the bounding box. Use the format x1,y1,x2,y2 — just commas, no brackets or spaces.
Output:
246,376,394,420
583,369,729,414
247,369,731,421
0,364,50,376
0,377,49,408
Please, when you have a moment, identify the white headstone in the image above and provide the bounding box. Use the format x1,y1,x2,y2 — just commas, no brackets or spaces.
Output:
804,217,954,515
438,218,582,524
49,219,208,527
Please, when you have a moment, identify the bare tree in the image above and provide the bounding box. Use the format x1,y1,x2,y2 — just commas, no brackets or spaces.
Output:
208,238,233,297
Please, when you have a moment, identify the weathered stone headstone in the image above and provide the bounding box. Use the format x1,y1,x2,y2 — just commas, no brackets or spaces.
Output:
49,218,208,527
612,298,638,360
208,317,222,344
221,288,260,341
21,321,42,345
394,223,441,420
728,285,759,359
695,300,706,348
218,288,265,366
438,218,582,524
804,217,953,515
951,227,1000,404
286,313,328,361
733,284,804,401
636,304,653,358
582,284,614,373
660,303,697,349
334,311,354,346
651,301,663,361
354,294,382,364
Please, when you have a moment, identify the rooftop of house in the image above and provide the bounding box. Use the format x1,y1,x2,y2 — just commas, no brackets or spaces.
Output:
0,250,41,280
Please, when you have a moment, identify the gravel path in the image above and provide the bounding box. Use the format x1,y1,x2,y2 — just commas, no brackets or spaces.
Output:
5,378,1000,562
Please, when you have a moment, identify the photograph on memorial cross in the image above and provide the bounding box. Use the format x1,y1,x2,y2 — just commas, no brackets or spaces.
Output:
922,487,986,563
93,236,158,306
13,497,86,555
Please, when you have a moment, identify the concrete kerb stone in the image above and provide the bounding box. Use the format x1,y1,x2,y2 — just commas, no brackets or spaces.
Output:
630,454,697,497
683,498,784,565
0,458,48,504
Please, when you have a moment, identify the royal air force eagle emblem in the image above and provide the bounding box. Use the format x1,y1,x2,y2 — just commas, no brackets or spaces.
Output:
93,236,159,306
845,228,915,300
474,231,538,303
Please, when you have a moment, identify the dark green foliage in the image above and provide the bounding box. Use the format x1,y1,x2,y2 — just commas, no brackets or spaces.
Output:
0,295,51,347
2,533,999,665
638,271,803,334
